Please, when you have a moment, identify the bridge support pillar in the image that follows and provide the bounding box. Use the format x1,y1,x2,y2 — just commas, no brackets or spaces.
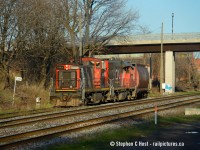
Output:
165,51,175,93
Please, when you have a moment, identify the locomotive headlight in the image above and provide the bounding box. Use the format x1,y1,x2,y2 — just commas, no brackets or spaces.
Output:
65,65,71,70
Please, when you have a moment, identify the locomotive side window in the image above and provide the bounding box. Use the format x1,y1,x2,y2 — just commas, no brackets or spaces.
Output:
96,62,100,68
124,67,129,73
89,61,101,68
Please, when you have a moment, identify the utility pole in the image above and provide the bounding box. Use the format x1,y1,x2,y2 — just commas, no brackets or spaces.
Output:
160,22,164,93
79,13,83,64
149,53,152,90
172,13,174,39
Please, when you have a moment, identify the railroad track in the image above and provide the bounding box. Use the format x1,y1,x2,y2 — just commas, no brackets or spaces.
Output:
0,93,200,149
0,93,197,129
0,92,198,121
0,107,64,120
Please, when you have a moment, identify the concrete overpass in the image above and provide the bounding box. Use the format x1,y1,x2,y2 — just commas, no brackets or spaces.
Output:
105,33,200,93
106,33,200,53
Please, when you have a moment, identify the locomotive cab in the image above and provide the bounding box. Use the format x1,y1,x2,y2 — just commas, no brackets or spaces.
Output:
51,57,103,106
50,64,82,106
55,64,81,91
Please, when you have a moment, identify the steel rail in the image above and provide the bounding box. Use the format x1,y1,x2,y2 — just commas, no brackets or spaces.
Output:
0,108,63,120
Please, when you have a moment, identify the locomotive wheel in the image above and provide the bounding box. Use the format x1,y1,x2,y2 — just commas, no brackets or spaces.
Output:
83,99,89,105
91,93,103,104
143,92,148,98
113,94,118,102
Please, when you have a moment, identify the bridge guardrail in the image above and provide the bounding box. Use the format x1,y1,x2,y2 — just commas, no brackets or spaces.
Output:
129,33,200,41
108,33,200,45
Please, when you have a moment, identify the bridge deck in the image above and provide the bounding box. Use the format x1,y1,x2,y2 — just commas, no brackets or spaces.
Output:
106,33,200,53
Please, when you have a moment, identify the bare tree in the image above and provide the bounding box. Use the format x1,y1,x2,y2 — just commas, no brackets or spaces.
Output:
53,0,81,62
175,53,188,82
18,0,69,87
55,0,138,59
175,52,200,90
82,0,139,56
152,54,160,80
0,0,18,88
0,0,70,88
0,0,139,89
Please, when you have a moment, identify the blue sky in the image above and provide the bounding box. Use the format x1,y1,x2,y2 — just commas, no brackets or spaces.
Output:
127,0,200,34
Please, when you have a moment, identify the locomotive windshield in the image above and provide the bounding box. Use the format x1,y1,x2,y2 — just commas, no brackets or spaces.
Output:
58,70,77,89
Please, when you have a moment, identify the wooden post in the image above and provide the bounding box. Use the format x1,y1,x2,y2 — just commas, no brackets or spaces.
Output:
155,105,158,125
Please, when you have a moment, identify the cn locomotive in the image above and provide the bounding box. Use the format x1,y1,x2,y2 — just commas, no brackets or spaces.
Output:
50,57,149,106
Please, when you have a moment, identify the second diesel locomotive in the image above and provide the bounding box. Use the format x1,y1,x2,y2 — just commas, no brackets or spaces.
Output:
50,57,149,106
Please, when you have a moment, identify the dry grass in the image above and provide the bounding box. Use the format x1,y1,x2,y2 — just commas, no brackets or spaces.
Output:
148,87,162,97
0,88,14,111
16,83,51,108
0,82,52,113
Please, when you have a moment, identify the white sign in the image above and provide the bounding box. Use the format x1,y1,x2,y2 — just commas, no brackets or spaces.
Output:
162,83,165,89
15,77,22,81
13,76,22,106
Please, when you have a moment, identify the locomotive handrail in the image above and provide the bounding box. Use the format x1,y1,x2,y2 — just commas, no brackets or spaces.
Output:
108,78,114,97
107,78,114,87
